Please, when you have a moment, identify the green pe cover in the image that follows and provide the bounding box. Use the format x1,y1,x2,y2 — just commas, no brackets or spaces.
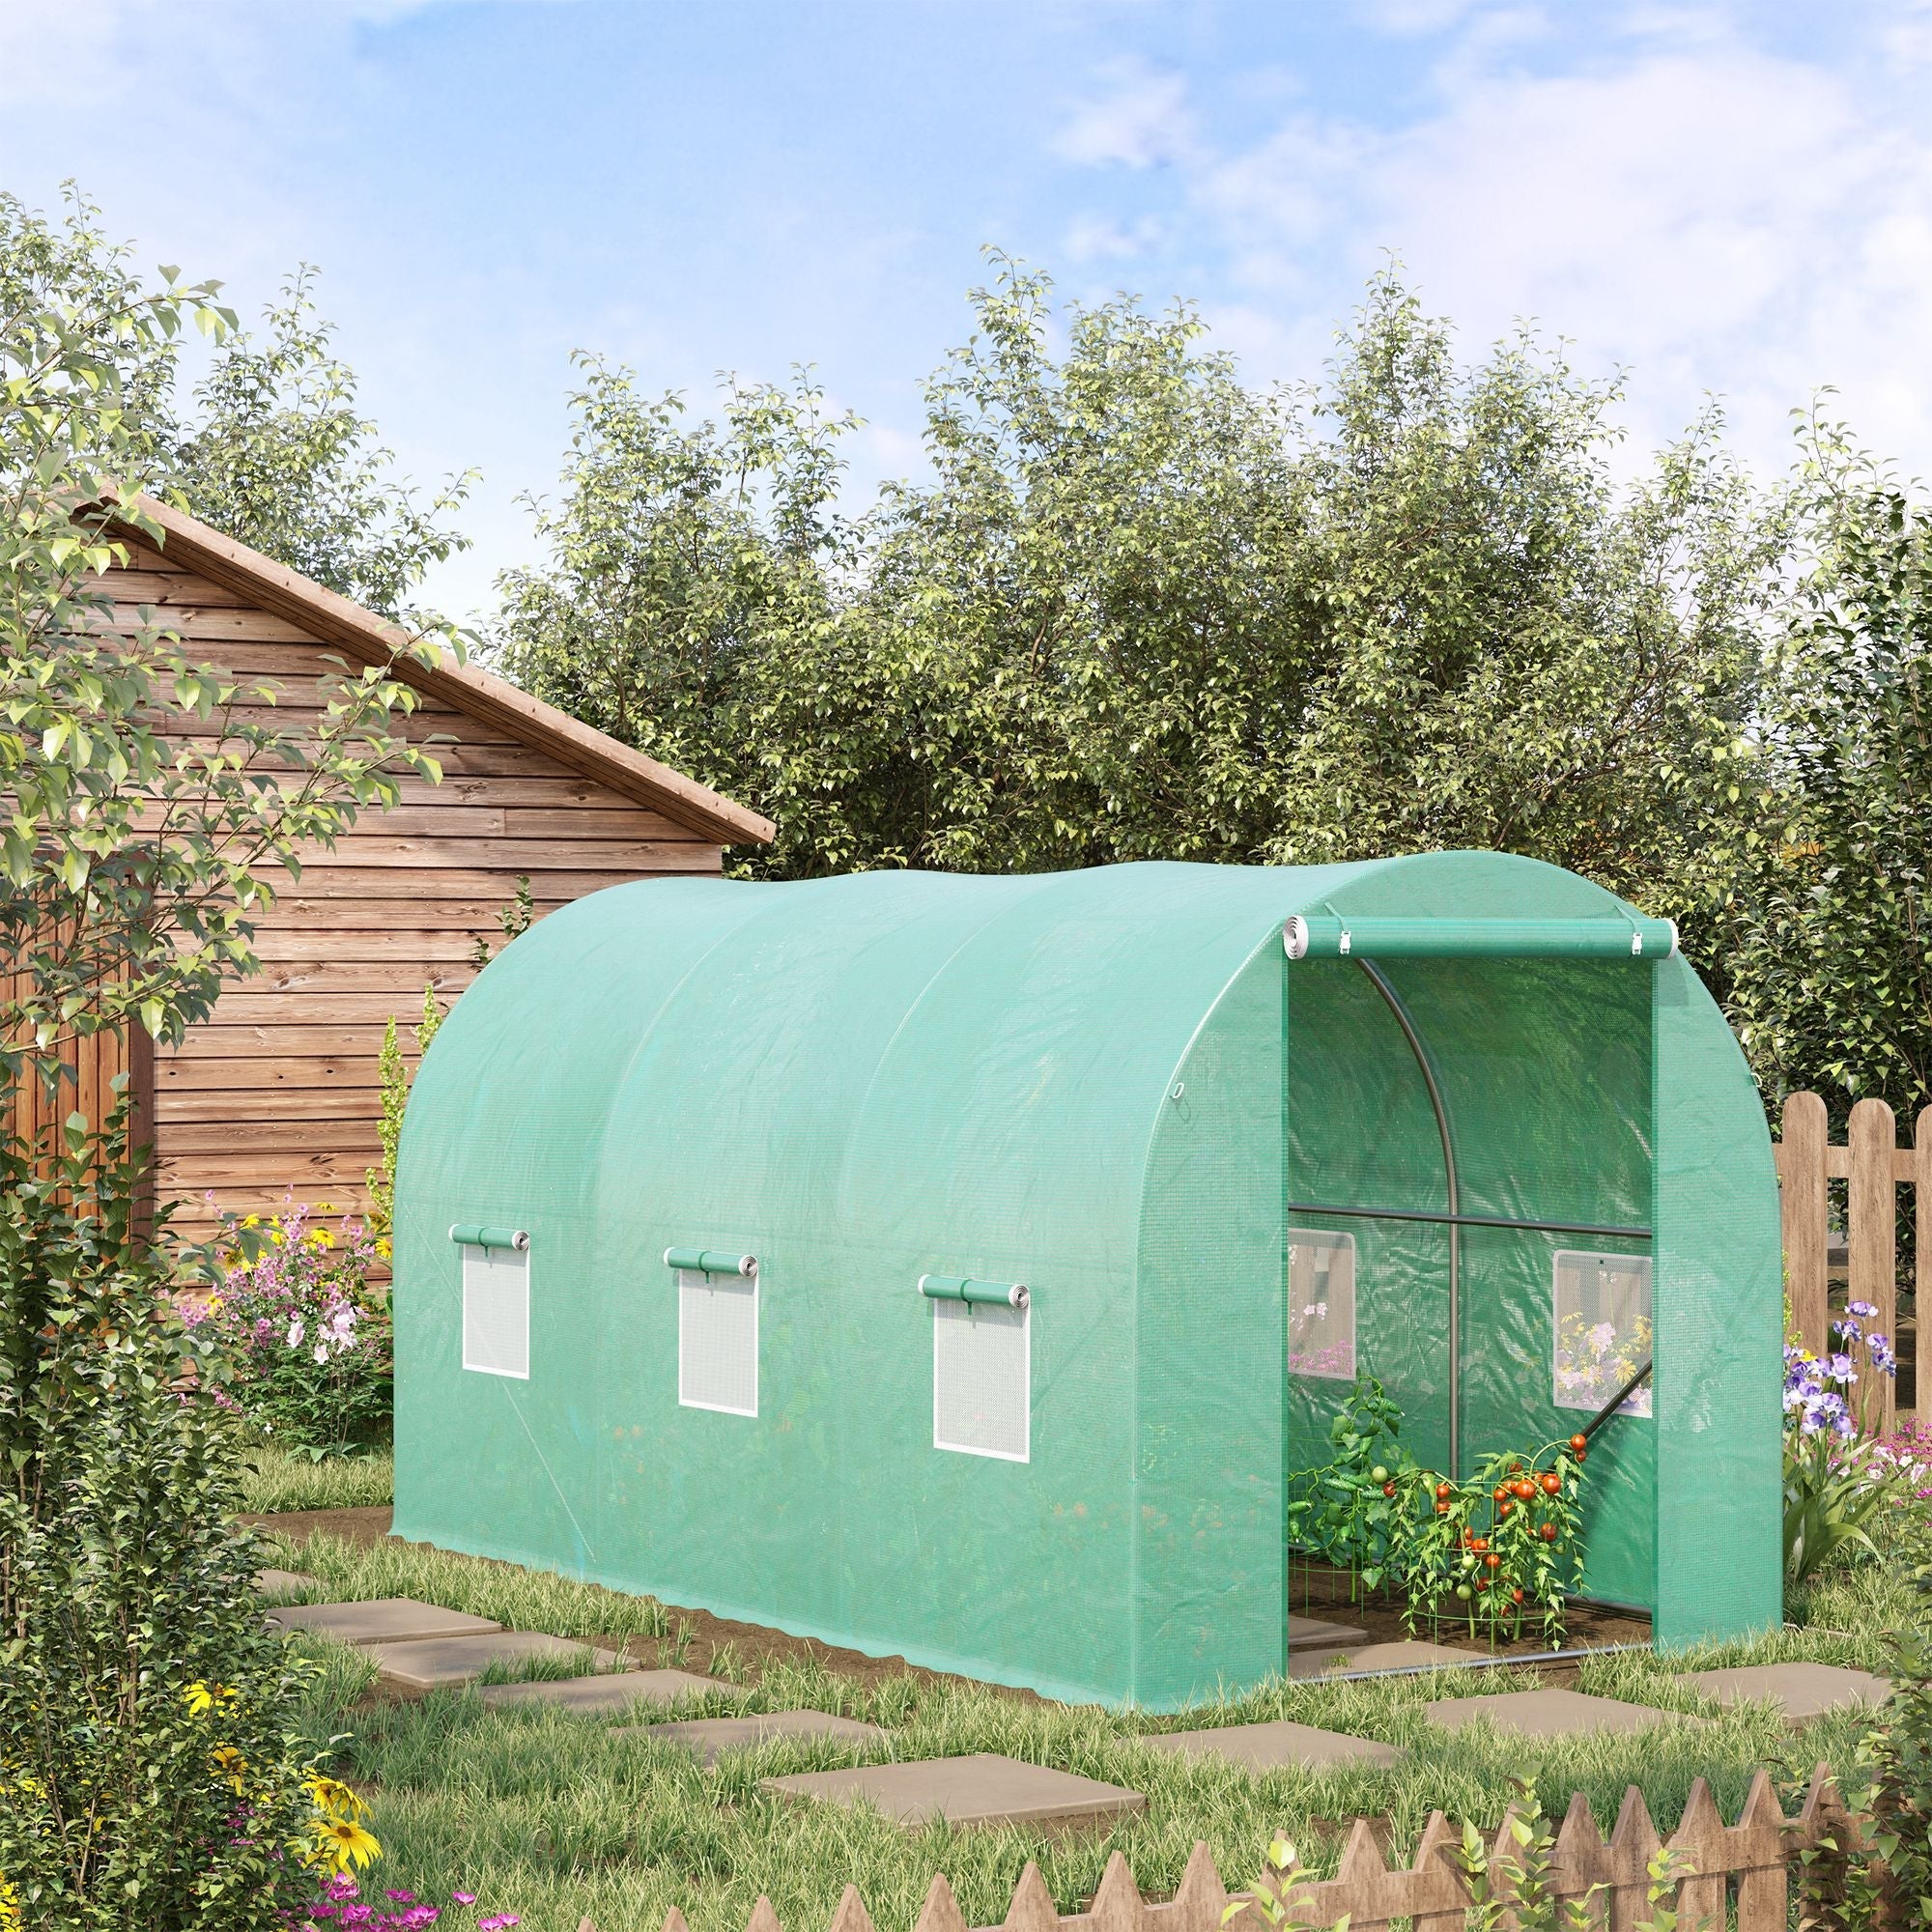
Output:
391,855,1781,1708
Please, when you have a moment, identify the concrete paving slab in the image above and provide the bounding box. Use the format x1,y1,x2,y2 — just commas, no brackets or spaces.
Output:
477,1668,721,1714
1288,1614,1371,1650
1290,1638,1486,1679
1427,1687,1695,1739
1678,1662,1891,1728
628,1709,884,1764
266,1598,501,1646
367,1632,622,1690
762,1752,1145,1833
1141,1719,1402,1772
254,1569,320,1597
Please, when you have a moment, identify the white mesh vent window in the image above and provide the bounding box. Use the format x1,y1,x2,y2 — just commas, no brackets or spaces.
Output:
933,1298,1030,1462
1288,1229,1355,1380
1553,1251,1653,1418
462,1244,529,1379
679,1268,758,1416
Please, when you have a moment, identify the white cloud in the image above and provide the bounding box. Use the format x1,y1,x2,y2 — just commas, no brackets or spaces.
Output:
1180,13,1932,478
1053,60,1199,168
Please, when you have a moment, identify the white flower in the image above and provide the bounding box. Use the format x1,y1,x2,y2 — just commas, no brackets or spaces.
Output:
314,1344,329,1364
286,1318,305,1348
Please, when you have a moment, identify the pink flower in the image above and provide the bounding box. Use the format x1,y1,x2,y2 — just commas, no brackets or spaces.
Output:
478,1918,521,1930
451,1896,476,1907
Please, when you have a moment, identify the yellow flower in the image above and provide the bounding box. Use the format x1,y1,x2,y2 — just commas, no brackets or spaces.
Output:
308,1229,335,1250
241,1213,261,1229
0,1871,19,1931
184,1681,236,1717
211,1745,248,1793
310,1814,382,1873
303,1774,368,1820
376,1236,392,1261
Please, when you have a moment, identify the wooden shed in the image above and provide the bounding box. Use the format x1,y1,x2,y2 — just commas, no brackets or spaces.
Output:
68,497,772,1245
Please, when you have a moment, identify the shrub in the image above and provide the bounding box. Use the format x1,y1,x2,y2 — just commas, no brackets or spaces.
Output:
0,1118,374,1929
184,1200,390,1452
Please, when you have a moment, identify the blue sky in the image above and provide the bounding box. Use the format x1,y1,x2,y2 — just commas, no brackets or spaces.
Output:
3,0,1928,617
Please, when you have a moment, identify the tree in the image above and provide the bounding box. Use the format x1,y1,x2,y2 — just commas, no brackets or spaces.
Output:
0,196,448,1925
494,256,1780,910
0,187,471,617
171,265,473,616
1719,413,1932,1122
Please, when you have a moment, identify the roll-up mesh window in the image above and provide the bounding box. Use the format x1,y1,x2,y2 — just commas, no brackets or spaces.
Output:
1288,1229,1355,1379
1553,1250,1653,1417
933,1297,1029,1461
679,1268,758,1415
462,1244,528,1378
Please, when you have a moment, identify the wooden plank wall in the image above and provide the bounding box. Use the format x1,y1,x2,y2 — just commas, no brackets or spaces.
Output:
105,537,724,1244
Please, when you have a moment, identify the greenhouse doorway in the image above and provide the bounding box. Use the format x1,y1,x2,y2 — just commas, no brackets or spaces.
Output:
1282,938,1659,1666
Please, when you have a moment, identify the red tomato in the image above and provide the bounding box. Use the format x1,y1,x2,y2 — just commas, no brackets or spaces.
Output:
1513,1480,1536,1501
1499,1500,1514,1517
1435,1482,1454,1501
1569,1434,1588,1454
1484,1552,1501,1569
1540,1472,1561,1495
1435,1500,1451,1515
1382,1482,1397,1497
1511,1586,1525,1604
1540,1522,1558,1542
1471,1537,1489,1552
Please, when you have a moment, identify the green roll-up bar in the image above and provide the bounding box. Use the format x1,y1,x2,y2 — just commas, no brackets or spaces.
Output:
920,1273,1030,1310
664,1246,758,1278
449,1224,529,1252
1284,915,1677,961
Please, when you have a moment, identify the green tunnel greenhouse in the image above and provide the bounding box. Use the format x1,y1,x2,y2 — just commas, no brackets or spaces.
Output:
392,854,1783,1710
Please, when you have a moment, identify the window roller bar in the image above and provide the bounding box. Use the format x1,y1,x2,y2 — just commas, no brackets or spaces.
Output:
665,1246,757,1277
450,1223,528,1251
920,1273,1030,1310
1285,915,1677,960
1286,1201,1653,1241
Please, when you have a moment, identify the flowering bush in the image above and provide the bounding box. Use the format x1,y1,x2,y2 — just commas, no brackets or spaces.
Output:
185,1199,391,1451
1782,1302,1905,1586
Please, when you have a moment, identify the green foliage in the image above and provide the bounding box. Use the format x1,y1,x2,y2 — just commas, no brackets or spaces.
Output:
1222,1833,1347,1932
496,255,1776,906
1719,412,1932,1123
1287,1375,1413,1591
170,265,473,617
1784,1431,1897,1587
1849,1623,1932,1921
241,1442,393,1515
0,1114,338,1928
469,872,533,970
366,984,444,1241
1,189,471,620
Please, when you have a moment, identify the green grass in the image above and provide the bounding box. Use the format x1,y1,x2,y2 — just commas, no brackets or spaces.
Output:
263,1528,675,1645
240,1442,394,1514
267,1506,1932,1932
275,1526,1926,1932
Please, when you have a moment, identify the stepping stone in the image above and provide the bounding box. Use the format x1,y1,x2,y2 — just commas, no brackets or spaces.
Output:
629,1709,884,1765
1290,1638,1485,1679
254,1569,319,1597
1426,1687,1695,1739
1142,1719,1402,1772
266,1598,501,1646
367,1632,622,1690
1678,1662,1891,1728
477,1667,720,1714
1289,1613,1371,1649
762,1752,1145,1833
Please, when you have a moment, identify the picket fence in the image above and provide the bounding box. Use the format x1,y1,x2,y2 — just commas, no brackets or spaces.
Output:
579,1763,1883,1932
1775,1092,1932,1433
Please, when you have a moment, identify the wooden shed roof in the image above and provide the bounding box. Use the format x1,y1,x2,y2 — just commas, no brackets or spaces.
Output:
106,492,776,848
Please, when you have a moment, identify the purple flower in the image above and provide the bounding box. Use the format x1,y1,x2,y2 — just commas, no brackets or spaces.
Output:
1848,1299,1879,1319
477,1918,521,1931
451,1896,476,1908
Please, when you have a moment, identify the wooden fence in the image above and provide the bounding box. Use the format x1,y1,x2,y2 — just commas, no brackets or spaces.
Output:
1776,1092,1932,1432
590,1764,1881,1932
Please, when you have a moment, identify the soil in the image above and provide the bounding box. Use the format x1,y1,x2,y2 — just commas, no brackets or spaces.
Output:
245,1506,1652,1707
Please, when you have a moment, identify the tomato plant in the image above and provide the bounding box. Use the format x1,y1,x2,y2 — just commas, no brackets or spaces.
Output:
1284,1374,1417,1599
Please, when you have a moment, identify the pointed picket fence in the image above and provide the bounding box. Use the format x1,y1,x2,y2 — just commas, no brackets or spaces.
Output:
577,1760,1882,1932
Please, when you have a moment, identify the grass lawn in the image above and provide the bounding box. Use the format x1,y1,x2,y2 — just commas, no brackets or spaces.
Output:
240,1442,394,1514
263,1520,1923,1932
